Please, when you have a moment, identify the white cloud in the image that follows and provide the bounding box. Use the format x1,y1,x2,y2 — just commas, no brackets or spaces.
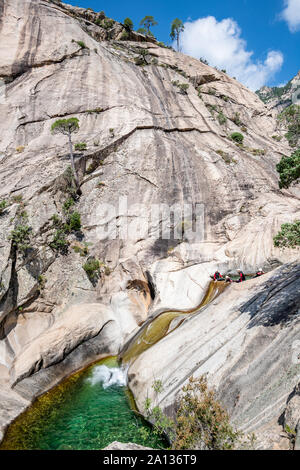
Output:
178,16,284,90
281,0,300,32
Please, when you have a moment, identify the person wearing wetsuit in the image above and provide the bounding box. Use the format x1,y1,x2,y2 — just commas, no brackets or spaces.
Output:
254,268,265,278
236,269,246,283
214,271,223,281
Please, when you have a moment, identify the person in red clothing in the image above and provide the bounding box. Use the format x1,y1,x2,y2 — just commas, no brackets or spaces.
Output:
254,268,265,278
213,271,224,281
236,269,246,282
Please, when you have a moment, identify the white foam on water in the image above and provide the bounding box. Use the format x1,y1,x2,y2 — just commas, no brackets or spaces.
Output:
87,365,127,389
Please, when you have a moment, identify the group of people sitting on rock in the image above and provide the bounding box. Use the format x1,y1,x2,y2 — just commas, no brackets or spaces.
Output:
213,268,265,284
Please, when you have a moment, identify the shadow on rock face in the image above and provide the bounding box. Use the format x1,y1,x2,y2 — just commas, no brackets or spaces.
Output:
149,238,181,258
241,263,300,328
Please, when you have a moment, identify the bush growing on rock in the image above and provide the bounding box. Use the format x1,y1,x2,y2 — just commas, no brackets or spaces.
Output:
278,105,300,147
50,229,69,254
76,40,87,49
276,149,300,188
66,211,81,232
172,80,189,94
9,213,32,253
230,132,244,144
199,57,209,65
11,194,23,204
135,48,149,66
232,112,242,126
217,111,227,125
83,258,101,284
143,376,252,450
273,220,300,248
173,376,242,450
0,200,7,215
102,19,114,30
74,142,87,151
123,17,134,31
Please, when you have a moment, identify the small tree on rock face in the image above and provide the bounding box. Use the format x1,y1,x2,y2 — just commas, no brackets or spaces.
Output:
276,149,300,188
123,17,134,31
51,118,80,188
170,18,184,51
139,16,158,36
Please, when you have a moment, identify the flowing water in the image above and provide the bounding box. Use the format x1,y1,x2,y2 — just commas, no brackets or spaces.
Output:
121,280,228,364
1,281,227,450
0,357,166,450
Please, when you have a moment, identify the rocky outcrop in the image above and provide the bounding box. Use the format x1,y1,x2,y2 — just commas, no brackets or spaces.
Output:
284,382,300,433
256,71,300,113
0,0,299,446
103,441,153,450
127,263,300,449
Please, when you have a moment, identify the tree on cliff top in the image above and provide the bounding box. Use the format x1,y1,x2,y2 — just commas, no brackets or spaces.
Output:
170,19,184,51
123,17,134,31
139,16,158,36
51,118,80,188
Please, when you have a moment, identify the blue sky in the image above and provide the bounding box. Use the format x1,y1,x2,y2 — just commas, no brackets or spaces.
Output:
66,0,300,89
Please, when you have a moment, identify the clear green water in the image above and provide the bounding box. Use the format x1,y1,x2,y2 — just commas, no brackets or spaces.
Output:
0,357,166,450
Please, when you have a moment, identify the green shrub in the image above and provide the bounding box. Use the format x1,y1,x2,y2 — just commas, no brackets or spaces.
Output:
120,30,130,40
123,17,134,31
63,197,75,213
200,57,209,65
232,112,242,126
249,148,266,156
9,224,32,253
0,200,7,215
278,105,300,147
102,19,114,30
143,376,251,450
220,95,229,102
207,104,217,115
216,150,237,164
276,149,300,188
173,376,242,450
74,142,87,151
178,83,189,94
66,211,81,232
273,220,300,248
76,41,87,49
217,112,227,125
135,48,149,66
86,108,103,114
11,194,23,203
38,275,46,290
231,132,244,144
49,229,69,253
83,258,101,284
51,214,62,226
72,242,89,257
172,80,189,94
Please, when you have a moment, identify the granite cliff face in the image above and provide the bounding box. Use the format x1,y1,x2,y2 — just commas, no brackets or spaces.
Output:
256,71,300,114
0,0,299,447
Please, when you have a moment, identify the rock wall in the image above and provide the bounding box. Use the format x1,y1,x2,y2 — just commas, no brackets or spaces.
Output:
127,263,300,449
0,0,299,445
